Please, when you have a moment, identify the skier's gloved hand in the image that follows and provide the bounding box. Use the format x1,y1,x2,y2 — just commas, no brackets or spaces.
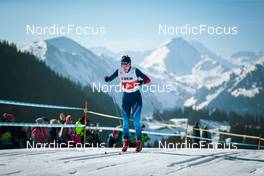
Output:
105,76,110,82
137,80,144,85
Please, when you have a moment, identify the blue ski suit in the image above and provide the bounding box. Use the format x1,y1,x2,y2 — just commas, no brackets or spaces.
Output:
106,67,151,140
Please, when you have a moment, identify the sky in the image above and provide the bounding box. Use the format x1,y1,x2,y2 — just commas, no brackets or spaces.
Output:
0,0,263,57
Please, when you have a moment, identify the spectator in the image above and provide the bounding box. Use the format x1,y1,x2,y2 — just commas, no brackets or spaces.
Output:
141,124,150,146
58,113,66,124
31,118,48,143
59,115,81,145
48,119,59,143
75,116,89,143
0,113,28,149
0,113,15,148
107,129,120,147
87,128,101,146
193,121,200,148
43,117,50,142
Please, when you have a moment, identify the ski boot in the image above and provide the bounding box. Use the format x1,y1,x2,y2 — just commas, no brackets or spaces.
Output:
135,140,142,152
122,139,129,152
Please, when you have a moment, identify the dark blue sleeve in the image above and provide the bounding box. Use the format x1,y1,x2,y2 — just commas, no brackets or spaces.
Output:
135,68,151,84
108,69,118,81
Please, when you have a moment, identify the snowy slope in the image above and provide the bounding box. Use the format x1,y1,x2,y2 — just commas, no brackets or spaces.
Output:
20,40,47,61
139,38,234,109
186,61,264,114
178,55,232,90
141,37,201,76
229,51,264,67
1,148,264,176
21,37,117,85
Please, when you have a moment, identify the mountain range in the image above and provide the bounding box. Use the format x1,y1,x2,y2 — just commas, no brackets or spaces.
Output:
20,36,264,115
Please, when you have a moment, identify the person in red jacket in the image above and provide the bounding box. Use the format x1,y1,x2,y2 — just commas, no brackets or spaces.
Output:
31,118,48,143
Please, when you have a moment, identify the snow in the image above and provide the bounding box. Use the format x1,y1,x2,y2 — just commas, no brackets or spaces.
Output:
0,148,264,176
184,97,197,107
227,63,257,93
191,56,231,89
200,119,230,132
20,36,118,87
140,37,201,76
196,87,225,110
231,87,261,98
229,51,264,66
141,46,169,74
20,41,47,61
140,38,233,110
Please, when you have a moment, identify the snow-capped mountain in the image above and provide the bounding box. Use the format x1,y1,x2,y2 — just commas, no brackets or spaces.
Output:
229,51,264,67
140,37,264,114
139,38,234,109
20,40,47,61
189,55,232,89
139,37,232,93
141,37,201,77
185,61,264,114
20,37,117,85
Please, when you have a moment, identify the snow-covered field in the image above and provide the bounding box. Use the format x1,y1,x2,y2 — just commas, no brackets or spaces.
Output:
1,148,264,176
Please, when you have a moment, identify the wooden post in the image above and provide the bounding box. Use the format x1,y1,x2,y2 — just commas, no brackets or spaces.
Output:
258,135,261,150
184,119,189,148
83,101,88,144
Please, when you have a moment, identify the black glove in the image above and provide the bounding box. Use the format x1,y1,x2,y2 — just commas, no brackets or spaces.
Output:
105,76,110,82
137,80,144,85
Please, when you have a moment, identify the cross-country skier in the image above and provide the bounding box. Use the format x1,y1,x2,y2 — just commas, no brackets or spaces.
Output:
104,55,151,152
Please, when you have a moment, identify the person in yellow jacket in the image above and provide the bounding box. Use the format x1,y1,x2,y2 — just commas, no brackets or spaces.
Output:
75,116,88,143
